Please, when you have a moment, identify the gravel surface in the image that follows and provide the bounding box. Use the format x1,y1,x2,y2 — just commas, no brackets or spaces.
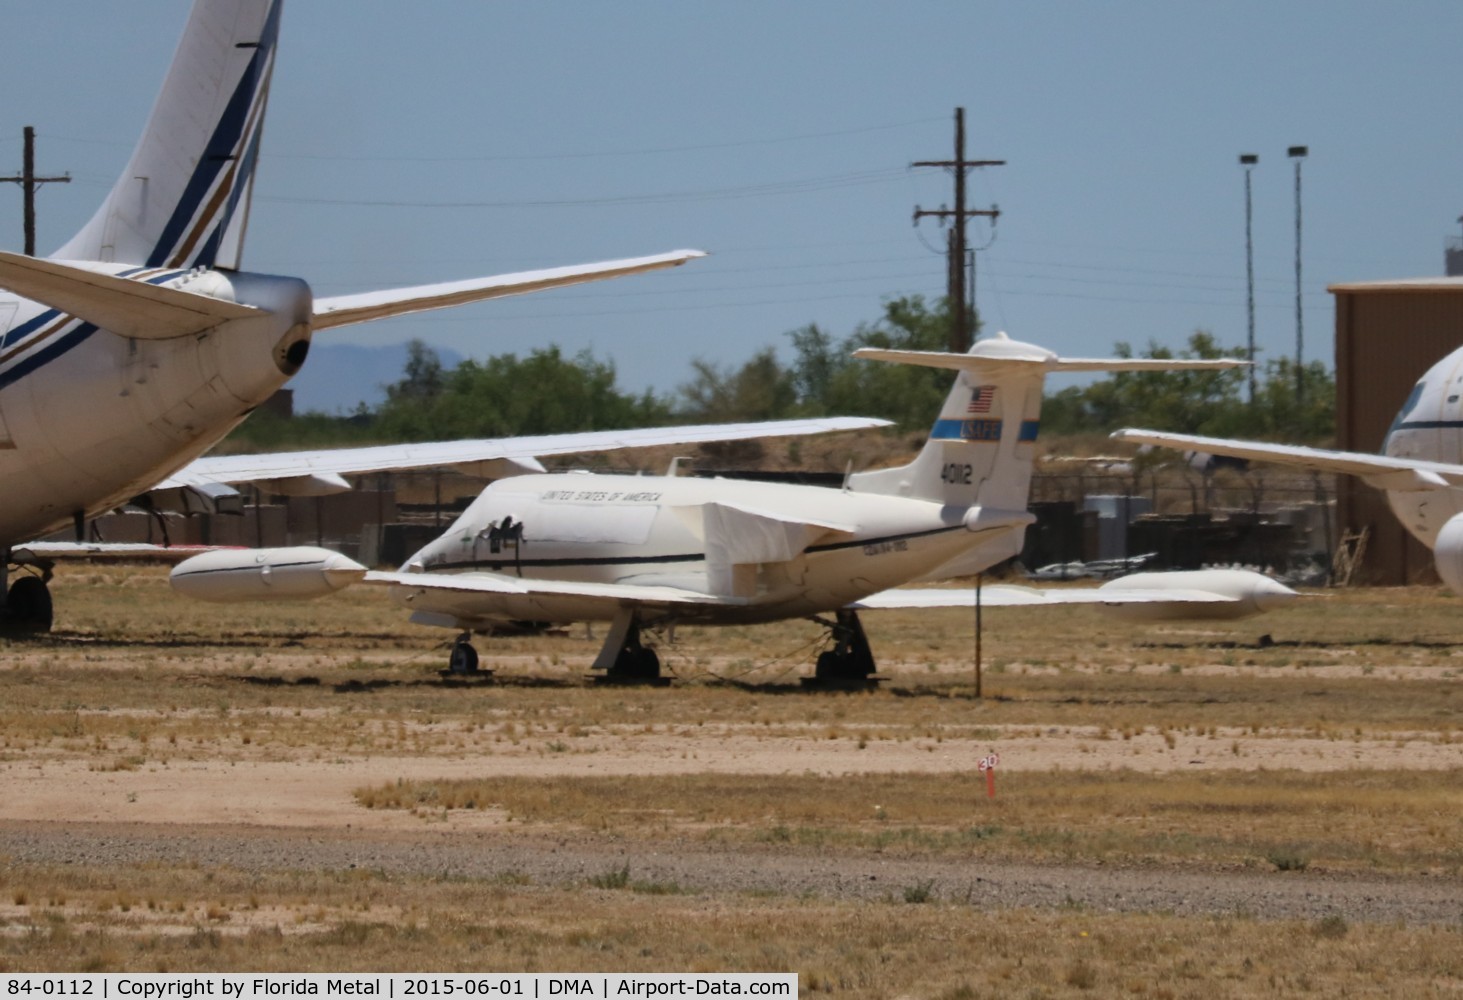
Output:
4,820,1459,926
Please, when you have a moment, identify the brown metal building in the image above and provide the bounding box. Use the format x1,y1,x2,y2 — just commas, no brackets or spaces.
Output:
1332,278,1463,583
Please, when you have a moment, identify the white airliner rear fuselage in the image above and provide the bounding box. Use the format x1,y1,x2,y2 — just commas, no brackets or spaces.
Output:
0,265,310,544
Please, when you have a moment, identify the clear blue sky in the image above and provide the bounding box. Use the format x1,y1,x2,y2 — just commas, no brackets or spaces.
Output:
4,1,1461,402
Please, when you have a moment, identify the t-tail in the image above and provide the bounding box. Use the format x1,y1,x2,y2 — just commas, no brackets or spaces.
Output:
847,333,1246,513
52,0,282,268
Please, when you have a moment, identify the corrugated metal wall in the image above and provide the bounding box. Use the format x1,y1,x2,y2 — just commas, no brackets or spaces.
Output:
1335,288,1463,583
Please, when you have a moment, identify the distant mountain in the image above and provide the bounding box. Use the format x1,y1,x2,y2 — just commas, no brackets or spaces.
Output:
288,342,464,415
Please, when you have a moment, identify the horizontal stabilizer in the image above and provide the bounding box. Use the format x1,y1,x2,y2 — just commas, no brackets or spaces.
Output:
856,341,1247,376
312,250,706,331
0,252,261,339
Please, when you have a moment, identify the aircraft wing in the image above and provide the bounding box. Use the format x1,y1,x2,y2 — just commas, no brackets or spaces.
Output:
1112,428,1463,492
13,541,229,565
0,252,262,339
311,250,706,331
158,416,889,496
850,584,1237,609
364,570,733,608
853,569,1298,620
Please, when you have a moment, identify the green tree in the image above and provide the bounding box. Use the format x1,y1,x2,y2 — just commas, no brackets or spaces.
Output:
677,347,798,422
385,339,445,406
376,346,672,440
786,323,839,413
1250,358,1335,442
1078,332,1248,435
779,295,965,430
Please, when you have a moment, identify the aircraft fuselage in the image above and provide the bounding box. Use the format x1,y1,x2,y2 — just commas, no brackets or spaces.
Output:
0,265,311,544
1382,346,1463,547
393,472,1028,628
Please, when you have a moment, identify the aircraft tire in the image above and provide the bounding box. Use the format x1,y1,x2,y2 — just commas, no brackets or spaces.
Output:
448,639,480,675
6,576,54,633
634,647,661,679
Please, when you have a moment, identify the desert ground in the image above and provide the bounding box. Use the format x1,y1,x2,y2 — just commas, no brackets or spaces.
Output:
2,563,1461,997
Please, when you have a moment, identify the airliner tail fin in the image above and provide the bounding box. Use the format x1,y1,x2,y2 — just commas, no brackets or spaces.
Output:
53,0,281,269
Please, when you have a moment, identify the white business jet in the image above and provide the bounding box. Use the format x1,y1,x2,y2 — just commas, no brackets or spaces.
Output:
1,0,857,629
1113,342,1463,593
172,335,1295,682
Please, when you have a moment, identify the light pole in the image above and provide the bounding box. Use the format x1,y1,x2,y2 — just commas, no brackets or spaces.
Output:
1240,154,1258,402
1289,145,1308,406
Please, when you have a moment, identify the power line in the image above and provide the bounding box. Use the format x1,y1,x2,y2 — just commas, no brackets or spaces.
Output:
257,167,908,209
30,117,949,163
273,116,949,163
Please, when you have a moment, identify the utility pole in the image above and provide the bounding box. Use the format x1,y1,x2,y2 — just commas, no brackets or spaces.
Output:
1289,145,1308,407
1239,153,1258,402
913,108,1003,353
1,127,71,256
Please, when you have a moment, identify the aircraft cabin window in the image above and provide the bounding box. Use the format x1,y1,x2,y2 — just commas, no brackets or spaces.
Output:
1450,395,1459,404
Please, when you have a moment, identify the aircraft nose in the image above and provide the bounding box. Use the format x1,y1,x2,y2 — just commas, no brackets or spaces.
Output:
1254,577,1299,611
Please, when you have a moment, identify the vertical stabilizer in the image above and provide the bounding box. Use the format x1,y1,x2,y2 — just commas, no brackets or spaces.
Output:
846,334,1051,510
848,334,1247,511
53,0,281,268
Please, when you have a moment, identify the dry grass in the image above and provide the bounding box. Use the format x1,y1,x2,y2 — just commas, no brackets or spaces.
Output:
3,562,1463,989
354,769,1463,873
3,862,1462,996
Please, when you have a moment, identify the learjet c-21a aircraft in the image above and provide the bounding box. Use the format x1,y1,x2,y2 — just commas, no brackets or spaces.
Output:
1114,336,1463,594
170,334,1297,683
0,0,856,629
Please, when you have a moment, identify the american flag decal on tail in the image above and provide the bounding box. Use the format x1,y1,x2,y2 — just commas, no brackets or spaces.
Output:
967,385,996,413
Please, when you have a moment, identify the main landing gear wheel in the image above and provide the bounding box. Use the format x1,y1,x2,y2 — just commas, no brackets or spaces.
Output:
3,575,54,634
591,611,669,686
441,631,490,679
803,609,882,690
